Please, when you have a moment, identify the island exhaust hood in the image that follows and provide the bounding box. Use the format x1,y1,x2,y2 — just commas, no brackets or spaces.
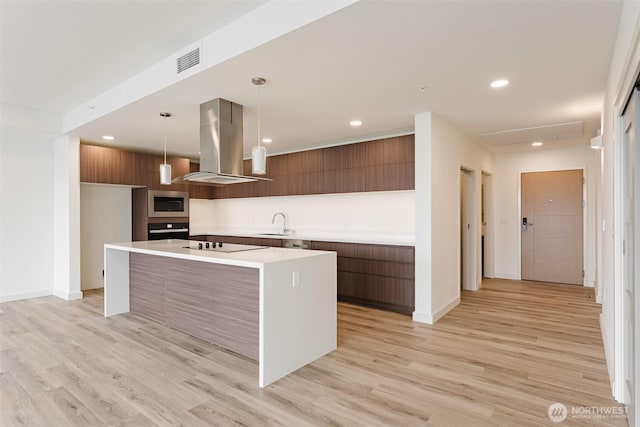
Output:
175,98,271,185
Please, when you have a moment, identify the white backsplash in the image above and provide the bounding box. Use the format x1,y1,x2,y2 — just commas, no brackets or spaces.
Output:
190,190,415,236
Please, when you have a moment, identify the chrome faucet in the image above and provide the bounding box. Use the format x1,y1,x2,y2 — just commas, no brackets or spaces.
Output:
272,212,291,234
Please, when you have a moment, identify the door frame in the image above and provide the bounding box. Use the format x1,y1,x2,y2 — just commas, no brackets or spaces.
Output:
600,9,640,413
460,168,474,291
614,88,640,422
459,165,481,292
483,172,495,279
517,167,588,286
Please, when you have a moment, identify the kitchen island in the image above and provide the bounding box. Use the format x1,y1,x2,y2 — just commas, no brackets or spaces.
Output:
103,239,336,387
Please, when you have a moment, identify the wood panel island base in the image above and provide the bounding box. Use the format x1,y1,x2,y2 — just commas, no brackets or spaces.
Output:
104,240,337,387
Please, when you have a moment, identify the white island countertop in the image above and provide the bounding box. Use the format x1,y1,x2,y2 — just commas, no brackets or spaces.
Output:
189,227,415,246
105,239,335,269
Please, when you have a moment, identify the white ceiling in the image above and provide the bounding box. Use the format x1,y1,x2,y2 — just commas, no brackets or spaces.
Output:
1,1,622,158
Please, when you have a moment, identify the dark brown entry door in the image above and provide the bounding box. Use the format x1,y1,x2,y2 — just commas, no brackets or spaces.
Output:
521,169,583,285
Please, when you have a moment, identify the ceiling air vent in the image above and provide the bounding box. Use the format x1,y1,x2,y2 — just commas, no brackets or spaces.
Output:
480,121,584,146
176,48,200,73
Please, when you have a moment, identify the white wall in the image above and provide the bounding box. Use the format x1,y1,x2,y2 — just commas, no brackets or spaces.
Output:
414,113,432,323
53,135,82,300
190,190,414,238
492,144,599,289
414,113,493,323
600,0,640,398
80,184,132,290
0,106,58,302
430,114,492,316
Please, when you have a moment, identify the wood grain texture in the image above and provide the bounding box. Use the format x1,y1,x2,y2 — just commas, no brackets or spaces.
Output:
521,169,584,285
164,257,259,360
312,241,415,314
213,135,415,199
131,188,148,242
80,144,216,199
129,253,259,360
129,253,165,324
79,137,414,200
199,237,414,314
0,279,625,426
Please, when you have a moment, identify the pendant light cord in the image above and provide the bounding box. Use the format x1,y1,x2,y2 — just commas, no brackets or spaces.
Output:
163,115,168,164
160,112,172,163
257,83,262,148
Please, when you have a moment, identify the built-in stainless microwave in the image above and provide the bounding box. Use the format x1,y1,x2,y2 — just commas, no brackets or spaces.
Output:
147,190,189,218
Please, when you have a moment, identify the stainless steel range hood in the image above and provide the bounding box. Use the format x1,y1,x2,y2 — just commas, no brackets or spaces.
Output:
175,98,270,186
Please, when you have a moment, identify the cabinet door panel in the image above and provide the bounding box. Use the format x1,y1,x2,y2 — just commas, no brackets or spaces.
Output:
164,258,216,343
338,272,414,308
129,253,165,323
209,265,259,360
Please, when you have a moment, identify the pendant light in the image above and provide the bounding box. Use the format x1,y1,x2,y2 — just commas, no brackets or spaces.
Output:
159,112,172,185
251,77,267,175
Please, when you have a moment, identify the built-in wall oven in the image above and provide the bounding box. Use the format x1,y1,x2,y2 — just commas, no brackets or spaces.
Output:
147,222,190,240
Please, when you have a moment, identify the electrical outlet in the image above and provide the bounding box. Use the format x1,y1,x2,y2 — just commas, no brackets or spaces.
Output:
292,271,301,287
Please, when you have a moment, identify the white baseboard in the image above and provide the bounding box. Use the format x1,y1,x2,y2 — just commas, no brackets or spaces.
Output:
0,288,52,303
596,294,604,304
53,289,83,301
599,313,615,395
494,272,520,280
413,296,460,324
412,310,434,324
81,284,104,291
432,296,460,322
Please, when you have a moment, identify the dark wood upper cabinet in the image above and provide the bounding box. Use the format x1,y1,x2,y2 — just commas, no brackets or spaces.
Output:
80,134,414,200
213,134,414,199
80,144,215,198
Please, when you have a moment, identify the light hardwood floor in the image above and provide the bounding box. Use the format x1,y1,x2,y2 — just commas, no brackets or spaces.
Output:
0,279,627,426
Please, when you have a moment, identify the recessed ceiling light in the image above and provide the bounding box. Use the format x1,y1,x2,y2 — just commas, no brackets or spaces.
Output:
531,141,543,147
350,120,362,127
102,135,115,141
262,137,272,143
490,79,509,88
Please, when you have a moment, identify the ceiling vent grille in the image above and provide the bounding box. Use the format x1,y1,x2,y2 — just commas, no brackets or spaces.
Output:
480,121,584,146
177,48,200,73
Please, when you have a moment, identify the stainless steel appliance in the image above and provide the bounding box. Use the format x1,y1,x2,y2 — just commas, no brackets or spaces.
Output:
147,222,189,240
148,190,189,218
174,98,271,186
283,239,310,249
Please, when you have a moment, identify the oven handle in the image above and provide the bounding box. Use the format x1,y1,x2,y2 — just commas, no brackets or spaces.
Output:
148,228,190,234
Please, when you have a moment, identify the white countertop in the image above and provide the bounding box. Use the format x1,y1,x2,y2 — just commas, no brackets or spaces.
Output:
189,227,415,246
105,239,333,269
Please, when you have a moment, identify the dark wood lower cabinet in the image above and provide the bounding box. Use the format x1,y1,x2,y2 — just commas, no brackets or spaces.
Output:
190,236,415,315
311,241,415,315
129,252,259,360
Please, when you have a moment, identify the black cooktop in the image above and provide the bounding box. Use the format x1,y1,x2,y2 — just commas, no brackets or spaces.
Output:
184,242,268,253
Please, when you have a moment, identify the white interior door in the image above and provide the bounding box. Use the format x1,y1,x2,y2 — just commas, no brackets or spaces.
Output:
461,170,475,290
621,87,638,426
